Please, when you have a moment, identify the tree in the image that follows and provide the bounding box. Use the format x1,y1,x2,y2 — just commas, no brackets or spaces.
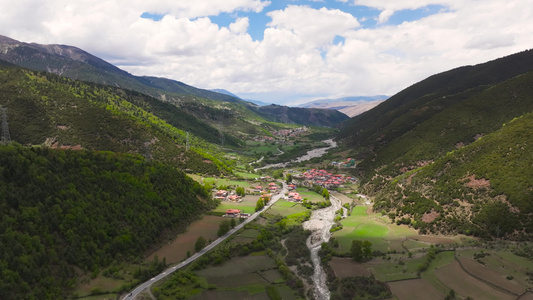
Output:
362,240,372,259
235,186,245,197
230,218,236,228
351,240,364,262
217,221,231,237
286,173,293,183
194,236,207,252
322,188,330,200
351,240,372,262
255,199,265,211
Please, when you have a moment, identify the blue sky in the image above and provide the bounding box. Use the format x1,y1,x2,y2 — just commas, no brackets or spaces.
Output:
2,0,532,105
146,1,448,41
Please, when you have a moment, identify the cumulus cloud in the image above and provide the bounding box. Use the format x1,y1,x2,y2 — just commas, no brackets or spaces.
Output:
0,0,532,104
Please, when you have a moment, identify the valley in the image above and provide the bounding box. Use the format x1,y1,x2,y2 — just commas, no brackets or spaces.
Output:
1,34,532,300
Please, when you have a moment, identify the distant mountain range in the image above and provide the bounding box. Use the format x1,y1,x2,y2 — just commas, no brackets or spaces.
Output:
0,34,347,129
298,95,388,117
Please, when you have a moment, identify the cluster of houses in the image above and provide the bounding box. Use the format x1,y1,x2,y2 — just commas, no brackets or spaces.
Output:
287,191,302,202
224,209,251,218
214,190,242,202
251,127,308,143
271,126,308,138
331,158,356,168
294,169,356,188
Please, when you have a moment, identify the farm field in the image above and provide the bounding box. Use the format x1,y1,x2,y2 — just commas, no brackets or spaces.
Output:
212,195,261,214
147,215,225,264
266,200,307,216
332,203,417,253
230,228,260,244
295,187,325,202
388,278,444,300
435,260,516,300
192,255,299,299
329,257,371,278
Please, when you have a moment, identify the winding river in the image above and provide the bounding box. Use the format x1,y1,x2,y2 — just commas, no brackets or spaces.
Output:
255,139,337,171
254,138,339,299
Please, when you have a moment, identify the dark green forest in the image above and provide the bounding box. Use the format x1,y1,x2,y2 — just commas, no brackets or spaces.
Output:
0,144,217,299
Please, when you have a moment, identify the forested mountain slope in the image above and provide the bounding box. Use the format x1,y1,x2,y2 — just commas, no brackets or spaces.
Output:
338,50,533,180
373,110,533,238
336,50,533,238
0,145,216,299
0,64,235,174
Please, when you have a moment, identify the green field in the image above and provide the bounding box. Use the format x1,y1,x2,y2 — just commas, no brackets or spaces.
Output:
213,203,256,214
296,188,325,202
235,172,259,179
267,200,308,217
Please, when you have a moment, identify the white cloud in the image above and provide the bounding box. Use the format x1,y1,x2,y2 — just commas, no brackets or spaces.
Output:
229,17,250,34
0,0,532,105
267,5,360,49
377,9,394,24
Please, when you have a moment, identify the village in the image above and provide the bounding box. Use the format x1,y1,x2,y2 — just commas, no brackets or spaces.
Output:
211,168,357,218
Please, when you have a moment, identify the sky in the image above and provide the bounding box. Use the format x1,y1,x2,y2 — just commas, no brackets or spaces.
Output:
1,0,533,105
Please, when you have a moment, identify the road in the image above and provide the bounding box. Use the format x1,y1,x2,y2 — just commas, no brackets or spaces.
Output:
124,181,288,299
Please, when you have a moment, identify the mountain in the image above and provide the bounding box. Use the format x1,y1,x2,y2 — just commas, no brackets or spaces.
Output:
0,63,235,174
298,96,387,117
337,49,533,238
0,34,245,105
0,35,346,128
255,104,350,127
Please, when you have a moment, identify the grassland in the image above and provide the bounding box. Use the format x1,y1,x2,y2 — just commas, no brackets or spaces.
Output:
333,203,417,253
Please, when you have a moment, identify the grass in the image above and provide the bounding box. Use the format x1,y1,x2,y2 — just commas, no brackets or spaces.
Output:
213,203,256,214
370,255,426,282
238,229,260,239
235,172,259,179
296,188,324,202
267,201,308,217
351,206,368,216
197,256,276,278
352,223,389,238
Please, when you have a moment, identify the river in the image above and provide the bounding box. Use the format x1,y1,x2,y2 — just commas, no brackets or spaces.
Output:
255,139,337,171
255,138,340,299
303,195,342,300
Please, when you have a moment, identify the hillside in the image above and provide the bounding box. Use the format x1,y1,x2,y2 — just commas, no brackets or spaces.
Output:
336,50,533,237
0,64,234,174
373,110,533,238
0,34,348,129
255,104,349,127
338,49,533,178
0,144,216,299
